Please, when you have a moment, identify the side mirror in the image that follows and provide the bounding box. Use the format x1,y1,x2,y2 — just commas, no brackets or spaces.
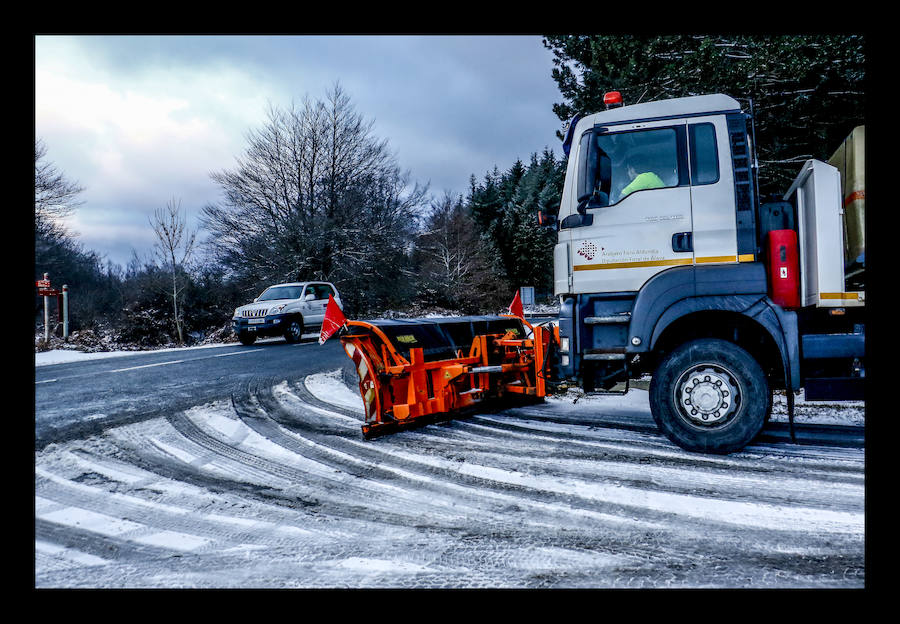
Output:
576,191,609,214
304,293,316,302
560,213,594,229
253,298,258,303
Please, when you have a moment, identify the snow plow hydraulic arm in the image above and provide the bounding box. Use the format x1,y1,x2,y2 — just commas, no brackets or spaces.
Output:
338,316,555,439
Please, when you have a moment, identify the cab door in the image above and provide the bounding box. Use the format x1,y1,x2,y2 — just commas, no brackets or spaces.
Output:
568,120,694,294
686,117,738,264
300,284,327,326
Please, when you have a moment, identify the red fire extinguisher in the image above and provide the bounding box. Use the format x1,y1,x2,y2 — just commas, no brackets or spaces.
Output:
766,229,800,309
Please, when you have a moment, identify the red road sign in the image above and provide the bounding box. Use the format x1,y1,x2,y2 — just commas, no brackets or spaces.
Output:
36,279,51,289
38,288,59,297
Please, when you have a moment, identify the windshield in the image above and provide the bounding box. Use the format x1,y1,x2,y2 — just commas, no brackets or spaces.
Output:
577,127,680,206
257,285,304,301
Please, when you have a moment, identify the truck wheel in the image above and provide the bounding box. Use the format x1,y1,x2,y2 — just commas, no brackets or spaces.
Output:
649,338,768,454
283,317,304,343
238,331,257,346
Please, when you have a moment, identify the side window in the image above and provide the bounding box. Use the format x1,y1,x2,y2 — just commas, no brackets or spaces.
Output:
313,284,333,300
689,123,719,185
596,127,681,204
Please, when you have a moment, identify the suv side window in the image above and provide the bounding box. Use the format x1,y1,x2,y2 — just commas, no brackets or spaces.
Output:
309,284,332,300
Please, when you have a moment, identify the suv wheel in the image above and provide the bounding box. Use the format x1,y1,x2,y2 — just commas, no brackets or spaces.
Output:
284,317,304,343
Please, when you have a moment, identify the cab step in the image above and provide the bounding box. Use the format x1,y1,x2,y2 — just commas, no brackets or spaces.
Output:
584,313,631,325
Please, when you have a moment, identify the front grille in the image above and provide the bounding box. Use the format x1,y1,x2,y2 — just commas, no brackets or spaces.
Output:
241,309,268,318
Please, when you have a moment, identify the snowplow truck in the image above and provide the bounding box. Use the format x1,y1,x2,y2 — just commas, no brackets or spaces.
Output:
333,92,865,454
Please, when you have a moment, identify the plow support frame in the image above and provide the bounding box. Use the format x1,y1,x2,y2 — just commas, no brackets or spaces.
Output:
340,317,551,438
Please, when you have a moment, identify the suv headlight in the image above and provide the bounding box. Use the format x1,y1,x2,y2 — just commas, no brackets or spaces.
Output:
233,308,241,319
268,304,287,315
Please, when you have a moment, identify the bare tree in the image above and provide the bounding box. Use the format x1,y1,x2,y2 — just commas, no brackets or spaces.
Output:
35,138,84,241
415,192,502,312
150,198,197,344
202,82,427,312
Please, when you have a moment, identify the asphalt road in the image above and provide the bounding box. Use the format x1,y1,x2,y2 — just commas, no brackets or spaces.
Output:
34,336,348,449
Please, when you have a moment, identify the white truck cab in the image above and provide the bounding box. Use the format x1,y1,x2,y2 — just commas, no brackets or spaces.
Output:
232,281,341,345
555,94,749,296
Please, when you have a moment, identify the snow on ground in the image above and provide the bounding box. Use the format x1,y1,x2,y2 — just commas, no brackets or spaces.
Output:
303,369,366,412
34,335,319,367
35,364,865,588
35,342,238,366
542,387,865,428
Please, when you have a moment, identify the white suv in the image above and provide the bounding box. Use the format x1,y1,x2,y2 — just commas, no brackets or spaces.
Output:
231,282,342,345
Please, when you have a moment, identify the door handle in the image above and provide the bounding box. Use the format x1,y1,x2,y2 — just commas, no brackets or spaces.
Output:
672,232,693,253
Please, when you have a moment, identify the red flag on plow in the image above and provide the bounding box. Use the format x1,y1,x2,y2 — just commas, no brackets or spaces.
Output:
508,289,524,318
319,294,348,344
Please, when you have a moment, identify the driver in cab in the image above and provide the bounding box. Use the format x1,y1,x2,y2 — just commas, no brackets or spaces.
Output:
619,157,665,199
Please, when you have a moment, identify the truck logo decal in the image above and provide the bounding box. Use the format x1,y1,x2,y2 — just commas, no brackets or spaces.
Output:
577,242,599,260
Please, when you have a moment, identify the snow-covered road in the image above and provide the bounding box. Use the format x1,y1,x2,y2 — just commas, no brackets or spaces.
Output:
34,368,864,588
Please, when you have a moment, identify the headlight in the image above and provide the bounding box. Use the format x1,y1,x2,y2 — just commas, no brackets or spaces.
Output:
233,308,241,318
268,304,287,315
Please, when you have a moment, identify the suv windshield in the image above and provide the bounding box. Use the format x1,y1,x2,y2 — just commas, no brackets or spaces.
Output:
257,285,304,301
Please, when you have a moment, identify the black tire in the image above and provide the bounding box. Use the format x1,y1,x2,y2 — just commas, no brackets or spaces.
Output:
649,338,769,454
238,331,257,346
283,317,304,343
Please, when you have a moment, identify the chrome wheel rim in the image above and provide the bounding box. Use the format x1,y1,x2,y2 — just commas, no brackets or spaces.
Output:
674,363,741,427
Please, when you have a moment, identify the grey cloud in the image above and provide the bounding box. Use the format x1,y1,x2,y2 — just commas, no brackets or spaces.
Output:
37,35,565,268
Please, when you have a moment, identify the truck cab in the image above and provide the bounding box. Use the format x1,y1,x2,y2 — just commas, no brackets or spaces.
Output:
548,92,864,453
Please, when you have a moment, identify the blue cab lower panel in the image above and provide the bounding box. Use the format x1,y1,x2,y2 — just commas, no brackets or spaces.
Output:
555,292,636,381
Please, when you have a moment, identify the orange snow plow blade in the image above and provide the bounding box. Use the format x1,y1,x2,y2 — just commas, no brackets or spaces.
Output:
338,315,555,439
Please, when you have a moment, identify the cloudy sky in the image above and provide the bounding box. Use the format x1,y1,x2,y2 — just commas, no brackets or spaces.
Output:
34,35,566,268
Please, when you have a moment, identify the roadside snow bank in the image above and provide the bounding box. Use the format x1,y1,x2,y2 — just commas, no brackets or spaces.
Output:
34,342,242,367
304,370,365,412
34,333,320,367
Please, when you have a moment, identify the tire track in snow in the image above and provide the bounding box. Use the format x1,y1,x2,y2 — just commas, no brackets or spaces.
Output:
250,382,694,539
278,379,862,519
35,369,865,588
269,379,864,576
279,379,864,525
233,380,729,575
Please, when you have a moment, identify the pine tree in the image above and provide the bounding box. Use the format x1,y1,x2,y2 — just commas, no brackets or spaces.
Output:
542,34,865,195
463,150,565,302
